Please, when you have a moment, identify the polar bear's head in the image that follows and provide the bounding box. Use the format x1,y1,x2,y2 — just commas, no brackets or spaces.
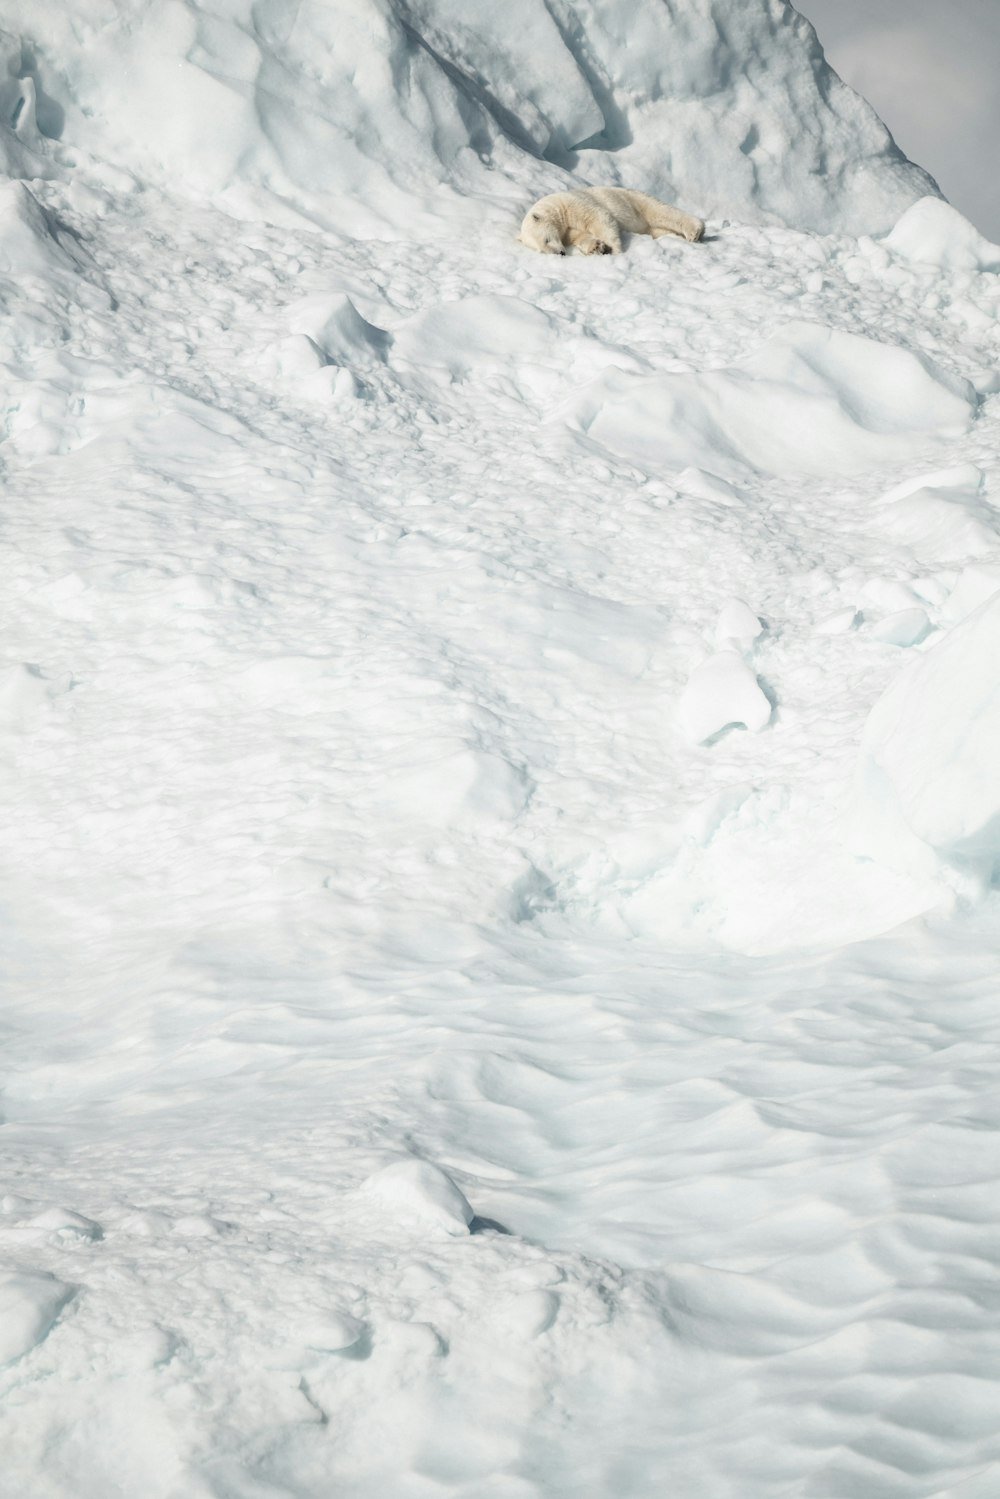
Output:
519,209,565,255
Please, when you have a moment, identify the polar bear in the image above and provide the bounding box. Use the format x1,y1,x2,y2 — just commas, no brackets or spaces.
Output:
519,187,704,256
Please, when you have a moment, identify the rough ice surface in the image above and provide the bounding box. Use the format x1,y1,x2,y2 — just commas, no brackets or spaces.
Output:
1,1,1000,1496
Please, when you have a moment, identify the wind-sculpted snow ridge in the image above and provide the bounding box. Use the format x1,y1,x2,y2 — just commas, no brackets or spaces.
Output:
1,0,936,234
2,3,1000,1497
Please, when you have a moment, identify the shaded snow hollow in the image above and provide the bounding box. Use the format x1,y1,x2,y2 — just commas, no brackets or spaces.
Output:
2,4,1000,1499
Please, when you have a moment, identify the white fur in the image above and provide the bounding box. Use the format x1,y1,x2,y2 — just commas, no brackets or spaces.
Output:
519,187,704,256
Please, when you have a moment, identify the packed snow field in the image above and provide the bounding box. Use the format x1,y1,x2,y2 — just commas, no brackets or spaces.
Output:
3,2,1000,1496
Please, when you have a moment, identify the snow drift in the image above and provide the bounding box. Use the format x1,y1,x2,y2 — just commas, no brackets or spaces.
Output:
3,0,937,235
569,321,977,477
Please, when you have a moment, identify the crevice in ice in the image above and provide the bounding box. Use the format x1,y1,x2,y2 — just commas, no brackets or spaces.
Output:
16,46,64,140
396,17,547,163
538,0,632,161
469,1215,511,1236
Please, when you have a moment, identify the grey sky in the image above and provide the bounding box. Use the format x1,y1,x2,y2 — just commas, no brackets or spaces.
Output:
793,0,1000,239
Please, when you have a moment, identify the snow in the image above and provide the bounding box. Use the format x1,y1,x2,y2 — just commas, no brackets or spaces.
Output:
679,650,772,742
0,1272,74,1367
360,1158,476,1238
852,593,1000,882
714,597,764,651
2,0,938,235
885,196,1000,274
876,463,999,564
1,1,1000,1495
868,605,931,647
572,320,977,477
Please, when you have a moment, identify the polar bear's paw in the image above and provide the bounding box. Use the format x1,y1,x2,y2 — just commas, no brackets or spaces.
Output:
576,235,615,256
650,218,705,243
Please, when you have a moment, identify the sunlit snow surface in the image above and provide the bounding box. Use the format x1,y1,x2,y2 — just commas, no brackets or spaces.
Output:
2,5,1000,1497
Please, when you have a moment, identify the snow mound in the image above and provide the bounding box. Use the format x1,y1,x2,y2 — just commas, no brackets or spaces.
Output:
876,464,998,563
573,322,976,478
943,564,1000,626
0,663,56,727
3,0,937,234
850,593,1000,882
714,599,764,652
287,294,390,369
360,1158,474,1238
0,1272,74,1366
23,1206,103,1242
885,197,1000,274
679,651,772,743
393,295,558,379
374,743,530,828
304,1312,367,1353
868,607,930,648
391,293,640,402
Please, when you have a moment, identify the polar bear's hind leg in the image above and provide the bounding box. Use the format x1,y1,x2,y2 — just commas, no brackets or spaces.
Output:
642,196,705,242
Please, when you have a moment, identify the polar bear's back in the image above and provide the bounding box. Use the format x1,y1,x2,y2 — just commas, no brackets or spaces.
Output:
582,187,669,233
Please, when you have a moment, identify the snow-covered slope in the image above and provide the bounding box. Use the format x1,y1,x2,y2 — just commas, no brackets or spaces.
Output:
2,3,1000,1497
4,0,936,234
